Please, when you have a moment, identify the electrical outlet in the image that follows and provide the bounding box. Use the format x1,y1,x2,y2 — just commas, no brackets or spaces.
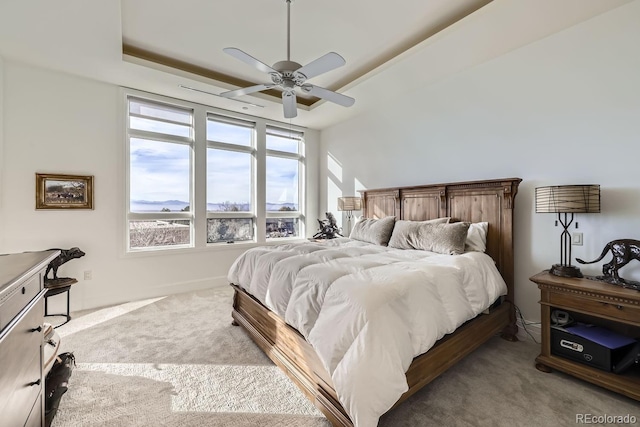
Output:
84,270,92,280
572,232,583,246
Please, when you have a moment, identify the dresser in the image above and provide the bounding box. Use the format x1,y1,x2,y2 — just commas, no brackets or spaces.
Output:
531,271,640,401
0,250,60,427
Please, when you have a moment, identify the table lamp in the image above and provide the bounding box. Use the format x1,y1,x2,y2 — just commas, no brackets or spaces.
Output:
535,184,600,277
337,196,362,236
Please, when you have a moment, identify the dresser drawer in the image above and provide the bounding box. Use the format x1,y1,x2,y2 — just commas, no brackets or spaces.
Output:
548,291,640,324
25,392,44,427
0,297,44,427
0,271,43,331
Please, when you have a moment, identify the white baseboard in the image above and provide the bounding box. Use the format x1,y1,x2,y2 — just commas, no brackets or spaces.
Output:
76,275,229,312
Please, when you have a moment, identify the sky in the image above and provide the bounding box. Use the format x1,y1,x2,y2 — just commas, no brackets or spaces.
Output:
129,105,299,209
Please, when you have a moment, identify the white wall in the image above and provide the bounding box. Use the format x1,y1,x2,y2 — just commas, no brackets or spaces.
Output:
0,55,4,245
0,61,319,311
320,2,640,322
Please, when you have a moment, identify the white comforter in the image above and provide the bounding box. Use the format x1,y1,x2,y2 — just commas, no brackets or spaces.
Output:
227,238,507,427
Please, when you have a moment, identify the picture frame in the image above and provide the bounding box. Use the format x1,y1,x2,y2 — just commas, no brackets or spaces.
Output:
36,173,94,210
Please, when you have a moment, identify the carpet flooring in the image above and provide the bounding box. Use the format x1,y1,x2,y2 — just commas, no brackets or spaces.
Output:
52,287,639,427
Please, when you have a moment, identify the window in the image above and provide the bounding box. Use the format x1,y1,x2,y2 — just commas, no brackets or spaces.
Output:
266,126,304,239
206,115,255,243
125,91,305,252
127,97,194,250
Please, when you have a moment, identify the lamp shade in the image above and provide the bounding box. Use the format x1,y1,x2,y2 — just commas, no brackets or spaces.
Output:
535,185,600,214
337,196,362,211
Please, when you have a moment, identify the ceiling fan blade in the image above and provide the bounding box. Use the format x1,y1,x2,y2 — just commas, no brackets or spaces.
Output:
219,84,274,98
302,84,355,107
295,52,346,81
282,91,297,119
223,47,279,75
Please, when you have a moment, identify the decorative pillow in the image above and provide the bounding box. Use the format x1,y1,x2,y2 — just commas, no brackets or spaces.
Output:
465,222,489,252
389,221,470,255
388,218,450,249
349,216,396,246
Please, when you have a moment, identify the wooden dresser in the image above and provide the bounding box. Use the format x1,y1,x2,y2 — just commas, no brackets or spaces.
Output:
0,250,60,427
531,271,640,401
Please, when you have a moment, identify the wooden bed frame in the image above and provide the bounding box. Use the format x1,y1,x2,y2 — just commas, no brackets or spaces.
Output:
231,177,522,426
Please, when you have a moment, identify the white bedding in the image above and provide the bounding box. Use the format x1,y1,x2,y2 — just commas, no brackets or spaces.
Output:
227,237,507,427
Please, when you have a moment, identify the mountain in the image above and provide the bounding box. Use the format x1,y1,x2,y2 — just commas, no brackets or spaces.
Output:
130,200,298,212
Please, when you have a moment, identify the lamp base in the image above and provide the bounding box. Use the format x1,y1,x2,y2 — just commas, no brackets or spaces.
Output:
550,264,583,278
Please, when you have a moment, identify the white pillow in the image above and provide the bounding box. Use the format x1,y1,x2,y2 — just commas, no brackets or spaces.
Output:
465,222,488,252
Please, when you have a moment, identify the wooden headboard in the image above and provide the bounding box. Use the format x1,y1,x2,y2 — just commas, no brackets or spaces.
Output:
359,178,522,295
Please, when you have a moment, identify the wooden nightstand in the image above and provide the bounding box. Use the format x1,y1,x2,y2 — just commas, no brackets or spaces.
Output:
530,271,640,401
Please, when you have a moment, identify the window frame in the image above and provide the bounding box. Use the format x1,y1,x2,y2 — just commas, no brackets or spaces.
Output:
206,113,257,244
265,124,305,240
126,96,195,252
123,89,307,253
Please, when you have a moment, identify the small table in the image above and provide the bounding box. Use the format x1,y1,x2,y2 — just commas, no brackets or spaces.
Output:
44,278,77,328
530,271,640,401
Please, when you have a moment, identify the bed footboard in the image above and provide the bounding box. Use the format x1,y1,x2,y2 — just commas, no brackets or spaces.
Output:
231,284,512,426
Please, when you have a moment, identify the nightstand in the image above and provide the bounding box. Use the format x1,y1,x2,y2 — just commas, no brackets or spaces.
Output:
530,271,640,401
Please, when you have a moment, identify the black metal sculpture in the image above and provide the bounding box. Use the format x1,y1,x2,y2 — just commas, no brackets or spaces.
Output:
45,247,85,284
576,239,640,290
313,212,342,239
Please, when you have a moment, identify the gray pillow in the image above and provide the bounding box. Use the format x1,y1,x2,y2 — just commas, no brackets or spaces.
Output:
389,221,470,255
388,218,450,249
349,216,396,246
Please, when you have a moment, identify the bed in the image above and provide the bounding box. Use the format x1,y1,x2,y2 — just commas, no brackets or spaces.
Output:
228,177,521,426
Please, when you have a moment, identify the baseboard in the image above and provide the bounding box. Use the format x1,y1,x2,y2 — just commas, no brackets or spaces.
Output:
78,275,229,311
516,318,541,343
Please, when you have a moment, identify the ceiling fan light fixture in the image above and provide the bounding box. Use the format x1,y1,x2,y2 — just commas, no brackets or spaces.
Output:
273,60,302,73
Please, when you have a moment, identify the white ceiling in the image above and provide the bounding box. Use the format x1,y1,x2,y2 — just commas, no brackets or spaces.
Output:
121,0,491,96
0,0,632,129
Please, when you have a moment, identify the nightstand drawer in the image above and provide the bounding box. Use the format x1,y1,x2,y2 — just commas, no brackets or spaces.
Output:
548,292,640,324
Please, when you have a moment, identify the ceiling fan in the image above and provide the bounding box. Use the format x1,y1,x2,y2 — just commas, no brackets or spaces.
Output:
220,0,355,119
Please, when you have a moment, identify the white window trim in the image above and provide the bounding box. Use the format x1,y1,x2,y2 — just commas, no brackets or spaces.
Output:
123,88,307,254
264,126,306,240
126,93,195,252
205,113,256,244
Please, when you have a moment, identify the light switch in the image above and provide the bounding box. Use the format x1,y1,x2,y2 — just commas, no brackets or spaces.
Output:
572,232,583,246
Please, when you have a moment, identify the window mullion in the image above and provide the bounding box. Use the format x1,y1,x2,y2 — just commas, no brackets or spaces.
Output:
129,112,189,127
129,212,192,220
193,105,208,248
207,212,255,219
255,121,266,243
129,128,192,146
207,140,256,154
265,149,302,160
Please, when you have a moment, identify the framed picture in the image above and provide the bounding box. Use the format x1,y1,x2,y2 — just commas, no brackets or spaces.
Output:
36,173,94,210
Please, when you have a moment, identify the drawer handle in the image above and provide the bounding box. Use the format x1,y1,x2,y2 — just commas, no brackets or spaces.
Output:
616,305,623,310
22,287,26,294
31,325,43,333
29,379,41,387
